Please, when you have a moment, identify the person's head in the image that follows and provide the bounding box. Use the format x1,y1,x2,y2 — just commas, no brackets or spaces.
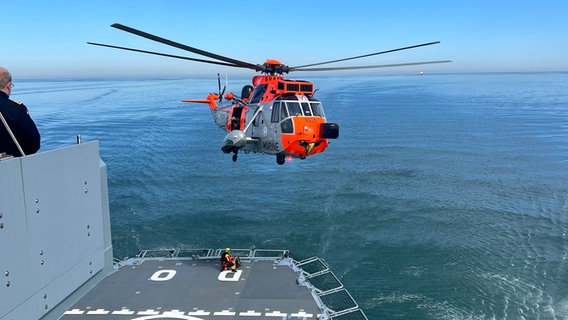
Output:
0,67,14,96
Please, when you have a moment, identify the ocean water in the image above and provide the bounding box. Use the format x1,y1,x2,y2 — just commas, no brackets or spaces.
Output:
15,73,568,319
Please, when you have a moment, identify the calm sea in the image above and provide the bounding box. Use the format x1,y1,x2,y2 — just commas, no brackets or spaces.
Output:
15,73,568,319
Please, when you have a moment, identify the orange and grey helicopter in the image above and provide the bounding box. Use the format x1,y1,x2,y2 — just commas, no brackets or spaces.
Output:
89,23,450,165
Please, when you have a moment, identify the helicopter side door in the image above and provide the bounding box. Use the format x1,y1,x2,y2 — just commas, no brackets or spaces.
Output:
227,105,247,132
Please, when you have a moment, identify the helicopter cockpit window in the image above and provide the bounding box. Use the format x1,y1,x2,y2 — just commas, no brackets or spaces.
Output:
280,102,289,119
311,102,324,117
301,102,312,116
271,102,281,123
250,84,267,104
281,118,293,134
286,102,302,116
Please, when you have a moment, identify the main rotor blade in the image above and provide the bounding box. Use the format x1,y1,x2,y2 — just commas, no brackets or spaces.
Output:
290,41,442,69
110,23,261,71
87,42,245,68
290,60,452,72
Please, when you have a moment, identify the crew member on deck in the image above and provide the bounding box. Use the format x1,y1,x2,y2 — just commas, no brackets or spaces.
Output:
0,67,40,157
221,248,237,272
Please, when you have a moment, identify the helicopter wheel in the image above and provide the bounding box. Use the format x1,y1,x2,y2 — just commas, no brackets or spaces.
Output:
276,153,285,165
232,152,238,162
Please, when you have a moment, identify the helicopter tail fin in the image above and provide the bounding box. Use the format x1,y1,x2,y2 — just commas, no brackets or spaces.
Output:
182,93,219,109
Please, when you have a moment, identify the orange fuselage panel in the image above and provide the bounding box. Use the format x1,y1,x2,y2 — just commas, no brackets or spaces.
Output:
281,116,329,158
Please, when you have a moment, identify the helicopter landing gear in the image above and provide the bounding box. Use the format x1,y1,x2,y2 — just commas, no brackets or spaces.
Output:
232,151,238,163
276,153,285,165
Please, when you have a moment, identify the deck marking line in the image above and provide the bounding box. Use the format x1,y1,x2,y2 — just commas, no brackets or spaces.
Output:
138,309,160,315
112,309,135,315
64,309,85,315
291,311,313,318
214,309,236,316
266,311,287,317
87,309,109,314
163,310,186,316
187,310,210,315
239,310,262,316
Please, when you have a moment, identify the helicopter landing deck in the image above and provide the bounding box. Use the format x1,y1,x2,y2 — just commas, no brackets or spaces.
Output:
60,249,368,319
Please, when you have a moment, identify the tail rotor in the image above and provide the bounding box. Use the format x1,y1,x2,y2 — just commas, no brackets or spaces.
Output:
217,73,227,105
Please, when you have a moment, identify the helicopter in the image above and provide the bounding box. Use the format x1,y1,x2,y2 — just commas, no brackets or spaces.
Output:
88,23,450,165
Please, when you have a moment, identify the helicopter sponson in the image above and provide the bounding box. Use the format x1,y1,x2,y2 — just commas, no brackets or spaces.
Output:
221,130,246,154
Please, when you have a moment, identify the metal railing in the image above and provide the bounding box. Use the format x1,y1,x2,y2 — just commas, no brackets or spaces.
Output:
135,248,291,260
294,256,368,320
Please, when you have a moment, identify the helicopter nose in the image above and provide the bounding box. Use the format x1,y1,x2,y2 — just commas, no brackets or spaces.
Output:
305,142,316,154
299,140,322,156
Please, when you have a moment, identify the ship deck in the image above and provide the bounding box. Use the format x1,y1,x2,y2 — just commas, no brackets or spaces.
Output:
60,249,367,320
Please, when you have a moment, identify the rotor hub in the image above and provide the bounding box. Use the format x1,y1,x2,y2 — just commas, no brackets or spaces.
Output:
261,59,290,75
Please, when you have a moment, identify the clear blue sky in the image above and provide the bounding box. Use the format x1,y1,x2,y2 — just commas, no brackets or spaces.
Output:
3,0,567,78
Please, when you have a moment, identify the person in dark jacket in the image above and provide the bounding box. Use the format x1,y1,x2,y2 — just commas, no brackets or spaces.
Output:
0,67,40,157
